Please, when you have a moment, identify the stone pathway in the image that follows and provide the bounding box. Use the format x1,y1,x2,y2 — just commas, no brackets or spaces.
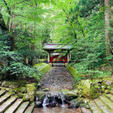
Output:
40,67,75,91
1,66,113,113
0,88,34,113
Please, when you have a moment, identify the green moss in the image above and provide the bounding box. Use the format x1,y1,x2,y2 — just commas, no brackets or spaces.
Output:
35,91,46,100
61,89,78,97
25,83,36,101
66,64,82,82
33,63,51,81
1,80,28,88
16,87,27,93
23,94,30,101
76,78,113,99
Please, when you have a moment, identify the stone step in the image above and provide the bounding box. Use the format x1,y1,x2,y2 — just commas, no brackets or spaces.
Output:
24,103,34,113
15,101,30,113
94,98,112,113
0,90,6,97
110,89,113,94
0,87,9,91
106,94,113,102
0,96,17,113
0,93,11,105
89,101,102,113
100,95,113,110
81,107,92,113
5,99,23,113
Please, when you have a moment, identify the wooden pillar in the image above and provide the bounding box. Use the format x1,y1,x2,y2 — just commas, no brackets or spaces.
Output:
48,52,50,63
70,53,71,61
68,54,69,63
67,51,70,63
25,57,29,64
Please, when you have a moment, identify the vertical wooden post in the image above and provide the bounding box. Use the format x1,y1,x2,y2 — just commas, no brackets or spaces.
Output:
69,53,71,63
48,52,50,63
25,57,29,64
67,51,70,63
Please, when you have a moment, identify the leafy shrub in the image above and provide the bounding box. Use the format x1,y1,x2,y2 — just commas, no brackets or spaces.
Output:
77,79,113,99
67,64,111,83
0,32,38,79
66,64,83,82
73,63,111,78
33,63,51,81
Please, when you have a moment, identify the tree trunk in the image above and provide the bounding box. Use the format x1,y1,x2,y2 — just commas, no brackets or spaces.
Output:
0,14,8,32
104,0,111,56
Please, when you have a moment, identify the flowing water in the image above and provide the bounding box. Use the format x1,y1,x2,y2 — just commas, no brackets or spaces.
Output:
33,107,79,113
34,92,81,113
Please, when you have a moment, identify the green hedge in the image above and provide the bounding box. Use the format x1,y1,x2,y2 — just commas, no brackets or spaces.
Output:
66,64,83,82
33,63,51,81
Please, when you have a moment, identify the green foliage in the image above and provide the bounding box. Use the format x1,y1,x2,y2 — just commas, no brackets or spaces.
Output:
66,64,83,82
33,63,51,81
77,78,113,99
0,0,53,79
67,64,111,83
0,31,37,78
0,0,113,80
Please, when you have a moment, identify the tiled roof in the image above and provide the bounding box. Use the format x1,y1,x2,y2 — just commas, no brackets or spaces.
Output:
43,44,72,50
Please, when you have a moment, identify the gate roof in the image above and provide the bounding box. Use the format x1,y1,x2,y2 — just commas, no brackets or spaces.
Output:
43,44,72,51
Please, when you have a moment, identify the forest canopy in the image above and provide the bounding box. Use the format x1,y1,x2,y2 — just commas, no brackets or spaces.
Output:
0,0,113,80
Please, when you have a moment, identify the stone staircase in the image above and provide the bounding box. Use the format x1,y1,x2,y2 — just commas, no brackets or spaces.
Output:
0,88,34,113
88,93,113,113
1,86,113,113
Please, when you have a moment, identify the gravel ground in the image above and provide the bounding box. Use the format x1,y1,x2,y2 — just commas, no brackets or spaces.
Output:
39,66,74,91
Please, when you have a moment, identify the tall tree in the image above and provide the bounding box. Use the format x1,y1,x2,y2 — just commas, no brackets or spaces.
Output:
104,0,111,56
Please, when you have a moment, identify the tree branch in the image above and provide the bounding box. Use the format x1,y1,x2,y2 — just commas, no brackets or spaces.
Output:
2,0,11,15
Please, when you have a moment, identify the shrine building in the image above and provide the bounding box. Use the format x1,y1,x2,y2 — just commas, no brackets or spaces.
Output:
43,44,72,64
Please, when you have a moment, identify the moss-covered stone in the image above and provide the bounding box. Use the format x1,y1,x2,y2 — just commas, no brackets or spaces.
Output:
61,89,78,97
42,88,50,92
1,80,28,89
77,80,91,98
69,98,86,108
76,78,113,99
66,65,82,82
33,63,51,81
23,94,30,101
26,83,36,101
35,91,46,100
17,87,27,93
17,93,26,98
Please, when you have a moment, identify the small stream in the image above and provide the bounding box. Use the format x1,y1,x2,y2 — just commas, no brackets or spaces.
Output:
33,107,78,113
33,92,80,113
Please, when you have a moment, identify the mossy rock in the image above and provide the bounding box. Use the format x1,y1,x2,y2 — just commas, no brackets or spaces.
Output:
17,93,26,98
42,88,50,92
17,87,27,93
23,94,30,101
35,91,46,100
25,83,36,101
1,80,27,88
77,80,91,98
69,98,85,108
8,90,16,95
2,81,19,88
61,89,78,99
26,83,36,92
33,63,51,81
